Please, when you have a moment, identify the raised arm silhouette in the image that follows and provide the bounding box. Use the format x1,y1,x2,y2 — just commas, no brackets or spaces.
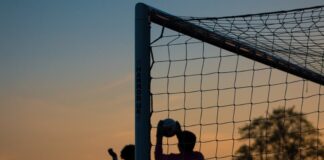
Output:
155,120,204,160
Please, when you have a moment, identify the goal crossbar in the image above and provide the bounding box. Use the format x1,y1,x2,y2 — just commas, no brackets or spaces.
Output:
148,4,324,85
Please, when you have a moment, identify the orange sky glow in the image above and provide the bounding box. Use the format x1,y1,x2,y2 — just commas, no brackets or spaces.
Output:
1,1,324,160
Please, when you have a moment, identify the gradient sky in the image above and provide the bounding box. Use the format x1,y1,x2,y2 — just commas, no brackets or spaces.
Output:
1,0,324,160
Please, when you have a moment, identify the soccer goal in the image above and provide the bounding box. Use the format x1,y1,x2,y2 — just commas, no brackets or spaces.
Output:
135,3,324,160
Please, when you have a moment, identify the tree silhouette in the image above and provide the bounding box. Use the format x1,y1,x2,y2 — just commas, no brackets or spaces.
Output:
234,106,324,160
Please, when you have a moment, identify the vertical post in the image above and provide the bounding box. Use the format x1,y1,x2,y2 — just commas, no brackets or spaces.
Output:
135,3,151,160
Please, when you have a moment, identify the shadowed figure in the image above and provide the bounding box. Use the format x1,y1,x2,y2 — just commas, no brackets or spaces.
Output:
108,144,135,160
155,120,204,160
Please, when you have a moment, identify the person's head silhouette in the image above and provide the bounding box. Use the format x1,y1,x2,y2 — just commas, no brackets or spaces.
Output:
120,144,135,160
108,144,135,160
177,130,196,153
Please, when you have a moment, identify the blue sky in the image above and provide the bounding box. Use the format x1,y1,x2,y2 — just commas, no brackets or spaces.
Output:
0,0,323,159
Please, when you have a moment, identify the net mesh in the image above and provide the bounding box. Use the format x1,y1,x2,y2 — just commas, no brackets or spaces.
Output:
186,6,324,76
149,5,324,160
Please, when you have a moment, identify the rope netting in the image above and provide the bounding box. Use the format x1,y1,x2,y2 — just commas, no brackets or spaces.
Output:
149,5,324,160
186,5,324,77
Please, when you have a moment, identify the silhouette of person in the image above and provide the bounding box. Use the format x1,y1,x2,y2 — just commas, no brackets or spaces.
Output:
155,120,204,160
108,148,118,160
108,144,135,160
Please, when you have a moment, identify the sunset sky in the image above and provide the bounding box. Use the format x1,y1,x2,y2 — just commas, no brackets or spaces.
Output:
1,0,324,160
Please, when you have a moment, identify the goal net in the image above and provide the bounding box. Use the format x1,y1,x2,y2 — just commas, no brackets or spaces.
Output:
135,3,324,160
